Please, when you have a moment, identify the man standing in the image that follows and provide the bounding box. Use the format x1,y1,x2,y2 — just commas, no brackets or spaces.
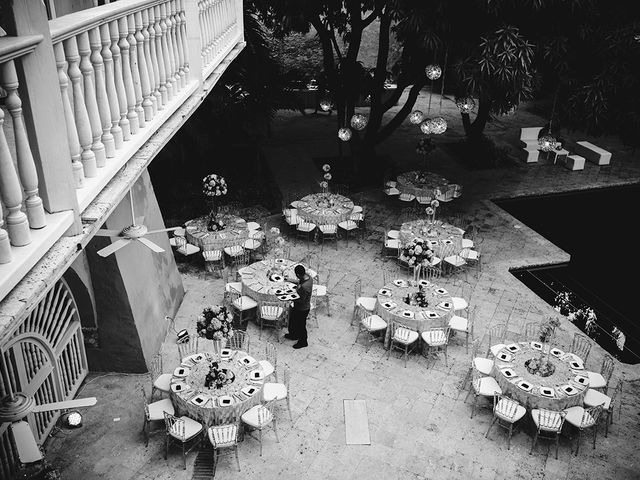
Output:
285,265,313,349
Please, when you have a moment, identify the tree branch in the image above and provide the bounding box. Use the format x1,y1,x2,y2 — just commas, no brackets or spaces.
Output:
375,80,426,145
362,1,384,28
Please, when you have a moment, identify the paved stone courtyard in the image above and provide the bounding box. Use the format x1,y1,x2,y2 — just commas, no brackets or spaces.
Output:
45,93,640,479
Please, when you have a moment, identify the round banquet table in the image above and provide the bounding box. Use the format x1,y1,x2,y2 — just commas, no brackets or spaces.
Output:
170,349,264,426
400,219,464,257
238,259,313,302
396,170,451,198
491,342,590,410
184,214,249,252
295,193,354,226
375,278,453,348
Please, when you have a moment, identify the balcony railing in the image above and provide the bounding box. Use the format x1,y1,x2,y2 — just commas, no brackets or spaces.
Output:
0,0,244,301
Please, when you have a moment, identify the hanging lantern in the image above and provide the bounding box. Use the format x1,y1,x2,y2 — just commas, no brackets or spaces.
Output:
338,127,352,141
430,116,447,134
319,98,333,112
324,173,332,180
455,96,476,114
425,64,442,80
350,114,368,131
322,164,331,172
419,120,432,134
538,134,557,152
409,110,425,125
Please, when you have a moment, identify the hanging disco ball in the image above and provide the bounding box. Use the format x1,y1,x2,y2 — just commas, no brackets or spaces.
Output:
538,134,557,152
350,114,368,131
419,120,432,134
425,64,442,80
409,110,425,125
319,98,333,112
430,116,447,134
455,96,476,114
338,127,352,141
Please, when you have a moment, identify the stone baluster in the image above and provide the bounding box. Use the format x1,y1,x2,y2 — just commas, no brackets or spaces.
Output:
177,0,189,84
77,31,107,167
169,1,183,90
99,24,124,148
1,60,46,229
214,0,222,58
53,42,84,188
197,0,206,65
117,16,139,135
126,15,145,129
63,36,98,178
132,12,152,122
0,201,10,263
140,9,158,116
89,27,116,158
161,2,177,96
155,4,171,103
203,0,213,64
0,107,30,246
108,20,132,140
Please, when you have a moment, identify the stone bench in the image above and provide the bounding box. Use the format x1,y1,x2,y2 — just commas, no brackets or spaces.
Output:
518,127,543,149
573,141,612,165
517,148,539,163
563,154,585,171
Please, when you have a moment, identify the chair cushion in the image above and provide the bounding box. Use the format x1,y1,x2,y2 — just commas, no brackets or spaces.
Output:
202,249,222,261
246,222,261,231
148,398,175,421
285,214,299,225
531,409,563,431
421,329,448,346
362,314,387,332
385,180,397,188
313,284,327,296
153,373,173,392
472,377,502,397
392,328,419,344
461,238,474,249
448,315,468,332
170,415,203,441
258,360,275,378
350,212,364,222
297,222,317,232
224,245,244,256
584,388,611,410
460,248,479,261
356,296,376,311
385,239,400,249
398,193,415,202
564,406,596,428
444,255,466,267
387,230,400,239
262,382,288,401
225,282,242,293
338,220,358,230
490,344,506,357
586,371,607,389
260,305,284,320
384,187,400,196
352,205,363,213
241,405,273,428
233,296,258,311
319,224,337,234
473,357,494,376
208,424,238,448
416,196,432,204
177,243,200,256
495,398,527,422
451,297,468,311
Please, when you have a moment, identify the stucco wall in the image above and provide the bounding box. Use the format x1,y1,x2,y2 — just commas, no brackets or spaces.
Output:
85,170,184,372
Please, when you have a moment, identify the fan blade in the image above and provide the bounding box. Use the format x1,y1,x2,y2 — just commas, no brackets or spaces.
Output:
94,229,123,237
135,215,145,226
31,397,97,413
137,237,165,253
145,226,182,235
10,421,44,463
96,238,132,257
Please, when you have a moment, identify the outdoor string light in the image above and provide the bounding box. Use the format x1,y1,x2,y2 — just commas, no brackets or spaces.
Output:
350,113,368,131
425,64,442,80
409,110,425,125
319,98,333,112
430,117,447,135
455,96,476,114
419,120,432,134
338,127,352,141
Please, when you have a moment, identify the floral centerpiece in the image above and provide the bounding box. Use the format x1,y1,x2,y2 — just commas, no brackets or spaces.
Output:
424,199,439,222
196,305,234,341
525,316,561,377
204,361,235,389
207,216,225,232
399,238,435,268
202,173,228,219
403,285,430,307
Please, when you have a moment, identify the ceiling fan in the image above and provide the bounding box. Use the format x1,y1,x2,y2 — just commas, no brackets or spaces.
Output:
0,392,97,467
95,189,181,257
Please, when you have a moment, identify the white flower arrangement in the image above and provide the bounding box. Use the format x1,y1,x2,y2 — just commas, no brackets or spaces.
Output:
202,173,228,197
197,305,234,340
